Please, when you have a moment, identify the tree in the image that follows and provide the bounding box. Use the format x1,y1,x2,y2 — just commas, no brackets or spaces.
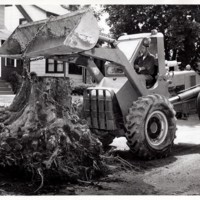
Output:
61,4,90,11
103,5,200,69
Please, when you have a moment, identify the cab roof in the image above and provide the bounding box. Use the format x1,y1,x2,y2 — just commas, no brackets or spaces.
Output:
118,32,164,41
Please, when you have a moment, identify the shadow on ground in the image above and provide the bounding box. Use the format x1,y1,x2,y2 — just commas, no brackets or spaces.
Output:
108,141,200,172
173,142,200,156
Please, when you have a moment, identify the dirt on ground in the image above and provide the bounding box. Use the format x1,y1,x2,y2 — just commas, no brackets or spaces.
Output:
0,114,200,195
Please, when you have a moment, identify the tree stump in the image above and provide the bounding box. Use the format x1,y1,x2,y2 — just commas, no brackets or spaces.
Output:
0,61,105,191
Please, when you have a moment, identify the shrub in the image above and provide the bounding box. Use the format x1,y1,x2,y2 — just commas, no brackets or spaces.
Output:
8,71,22,94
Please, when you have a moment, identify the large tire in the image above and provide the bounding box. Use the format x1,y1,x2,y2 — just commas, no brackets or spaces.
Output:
125,94,176,160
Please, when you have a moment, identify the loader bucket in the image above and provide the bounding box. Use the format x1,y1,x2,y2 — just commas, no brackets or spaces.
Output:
0,9,99,58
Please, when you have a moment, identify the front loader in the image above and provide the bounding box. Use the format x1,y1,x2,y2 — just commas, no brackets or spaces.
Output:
0,9,200,160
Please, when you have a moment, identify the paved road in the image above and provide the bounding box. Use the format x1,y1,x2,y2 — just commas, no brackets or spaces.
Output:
76,114,200,195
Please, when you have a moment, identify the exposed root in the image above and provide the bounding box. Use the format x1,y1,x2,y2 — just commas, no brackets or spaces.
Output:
115,155,141,171
43,148,60,169
0,74,106,191
34,168,44,193
101,155,141,171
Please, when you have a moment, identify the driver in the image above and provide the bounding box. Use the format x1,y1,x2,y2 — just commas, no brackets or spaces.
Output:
134,37,157,86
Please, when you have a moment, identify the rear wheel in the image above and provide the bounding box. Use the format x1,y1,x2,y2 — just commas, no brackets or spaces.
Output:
125,94,176,160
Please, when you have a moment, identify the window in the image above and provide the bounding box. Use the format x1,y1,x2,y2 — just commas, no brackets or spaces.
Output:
1,40,17,67
117,39,141,60
68,63,82,75
190,75,196,87
46,12,58,18
5,58,14,66
19,18,28,25
17,59,23,67
105,62,124,76
46,59,64,73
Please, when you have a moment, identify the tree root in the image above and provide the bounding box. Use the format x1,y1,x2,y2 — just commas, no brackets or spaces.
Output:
34,168,44,193
115,156,141,171
43,148,60,169
101,155,141,171
0,75,106,192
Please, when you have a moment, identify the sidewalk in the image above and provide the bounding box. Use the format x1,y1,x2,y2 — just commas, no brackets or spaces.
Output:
0,95,15,107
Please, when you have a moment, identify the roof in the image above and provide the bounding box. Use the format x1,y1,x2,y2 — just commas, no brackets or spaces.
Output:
0,29,11,40
34,5,69,15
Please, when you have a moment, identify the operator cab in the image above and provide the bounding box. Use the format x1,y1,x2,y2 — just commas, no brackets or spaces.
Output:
134,37,158,88
95,32,162,89
117,31,161,89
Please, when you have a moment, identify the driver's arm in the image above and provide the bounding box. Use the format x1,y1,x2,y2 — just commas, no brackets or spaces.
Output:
134,58,140,73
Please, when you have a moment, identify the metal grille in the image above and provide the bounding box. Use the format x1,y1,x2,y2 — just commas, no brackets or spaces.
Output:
190,75,196,87
83,89,117,130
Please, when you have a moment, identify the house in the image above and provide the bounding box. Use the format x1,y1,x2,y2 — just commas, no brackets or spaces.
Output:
1,5,91,85
0,5,12,78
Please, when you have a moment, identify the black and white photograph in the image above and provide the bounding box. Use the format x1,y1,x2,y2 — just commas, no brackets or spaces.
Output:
0,2,199,197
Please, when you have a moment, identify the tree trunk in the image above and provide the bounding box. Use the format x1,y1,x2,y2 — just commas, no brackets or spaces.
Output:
0,61,105,189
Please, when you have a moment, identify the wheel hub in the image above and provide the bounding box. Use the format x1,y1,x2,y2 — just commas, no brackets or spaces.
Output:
150,122,158,134
145,111,168,147
148,117,162,139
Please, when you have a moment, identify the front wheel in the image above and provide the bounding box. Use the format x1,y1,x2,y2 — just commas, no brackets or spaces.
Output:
125,94,176,160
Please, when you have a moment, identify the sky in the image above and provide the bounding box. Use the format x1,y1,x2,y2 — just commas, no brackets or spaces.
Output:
92,5,110,34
